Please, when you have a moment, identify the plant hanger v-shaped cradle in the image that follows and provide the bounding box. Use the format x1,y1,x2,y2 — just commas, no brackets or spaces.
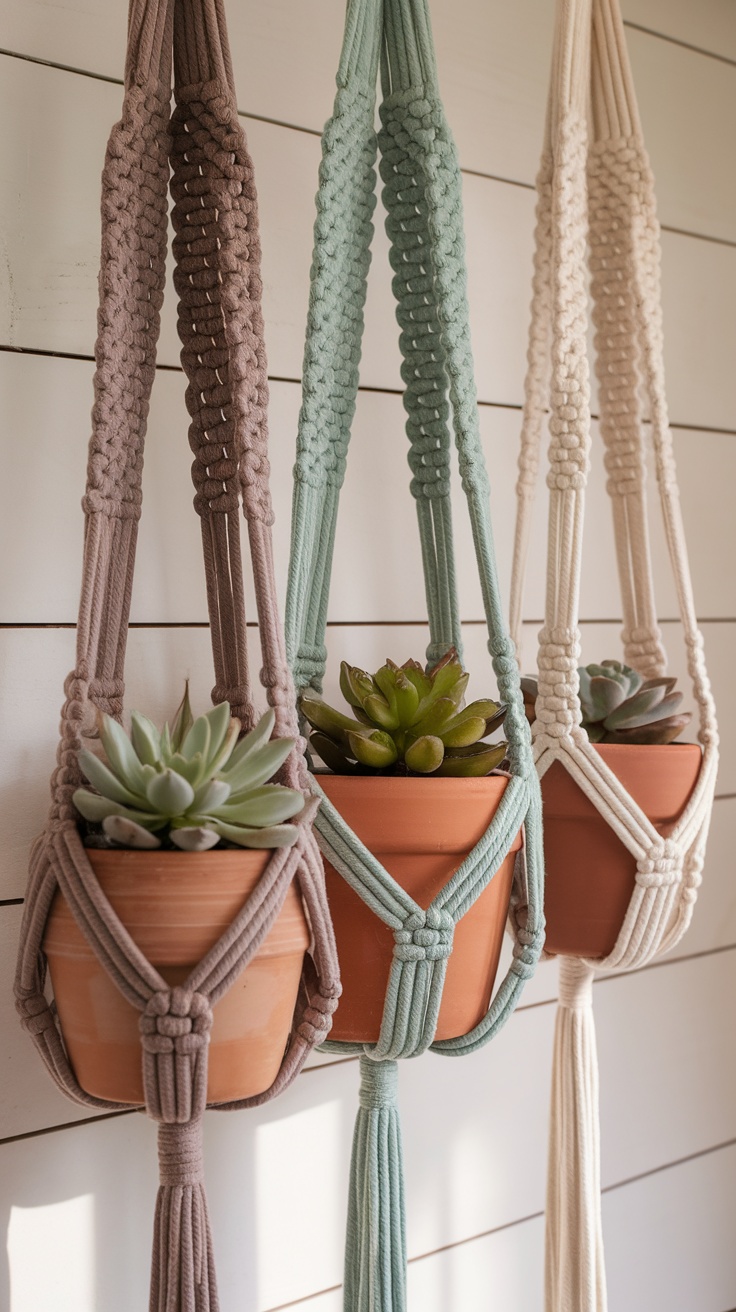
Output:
285,0,545,1308
509,1,719,1307
14,1,340,1309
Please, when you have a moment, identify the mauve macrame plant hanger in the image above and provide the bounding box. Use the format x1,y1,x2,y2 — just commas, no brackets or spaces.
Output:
285,1,545,1309
14,1,340,1309
509,1,719,1308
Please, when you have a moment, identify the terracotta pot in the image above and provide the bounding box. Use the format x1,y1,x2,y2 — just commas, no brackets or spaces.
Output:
318,774,522,1043
43,847,309,1105
541,742,702,959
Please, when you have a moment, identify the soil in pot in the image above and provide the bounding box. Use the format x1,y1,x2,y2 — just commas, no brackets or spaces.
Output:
318,774,522,1044
541,742,702,958
43,848,309,1105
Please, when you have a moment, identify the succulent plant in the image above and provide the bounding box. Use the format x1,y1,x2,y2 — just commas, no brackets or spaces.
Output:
523,660,692,745
300,649,508,777
73,685,305,851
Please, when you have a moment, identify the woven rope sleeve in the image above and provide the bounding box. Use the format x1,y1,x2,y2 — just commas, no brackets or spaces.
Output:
508,2,719,1308
286,2,544,1308
14,3,340,1309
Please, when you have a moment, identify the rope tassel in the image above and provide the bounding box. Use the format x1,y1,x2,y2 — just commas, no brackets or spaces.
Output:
545,959,607,1312
150,1120,219,1312
344,1057,406,1312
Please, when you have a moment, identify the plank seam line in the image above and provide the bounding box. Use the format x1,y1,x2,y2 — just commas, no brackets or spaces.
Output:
621,21,736,68
2,941,733,1145
0,1108,134,1148
1,348,734,434
3,616,735,630
1,49,735,248
261,1139,736,1310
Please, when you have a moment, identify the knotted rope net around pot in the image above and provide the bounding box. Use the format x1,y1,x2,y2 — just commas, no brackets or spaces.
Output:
509,1,719,1307
14,1,340,1308
285,1,545,1308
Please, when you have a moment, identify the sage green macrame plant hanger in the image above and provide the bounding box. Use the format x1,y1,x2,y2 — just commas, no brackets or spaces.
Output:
285,1,545,1307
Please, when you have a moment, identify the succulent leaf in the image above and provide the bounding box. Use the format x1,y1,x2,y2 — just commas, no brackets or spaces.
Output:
96,713,148,794
434,741,508,777
145,769,196,815
404,735,444,773
130,712,162,767
212,784,305,827
169,826,221,852
211,820,299,848
78,749,145,808
191,779,232,813
363,692,400,731
103,816,162,849
224,707,276,772
221,736,296,796
347,729,399,770
170,682,194,753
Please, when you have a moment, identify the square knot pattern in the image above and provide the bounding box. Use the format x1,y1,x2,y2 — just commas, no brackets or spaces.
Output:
140,988,213,1056
636,840,682,889
393,907,454,963
512,925,546,980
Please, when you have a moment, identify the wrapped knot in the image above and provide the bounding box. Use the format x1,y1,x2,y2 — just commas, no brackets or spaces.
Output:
17,992,57,1037
393,908,454,963
157,1119,205,1188
140,988,213,1056
637,841,682,889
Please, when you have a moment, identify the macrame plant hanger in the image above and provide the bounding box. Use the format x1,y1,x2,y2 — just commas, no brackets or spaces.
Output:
285,1,545,1308
509,1,720,1307
14,1,341,1308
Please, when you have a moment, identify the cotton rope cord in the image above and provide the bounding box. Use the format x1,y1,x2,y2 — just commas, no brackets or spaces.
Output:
508,1,719,1307
285,1,545,1308
14,2,340,1310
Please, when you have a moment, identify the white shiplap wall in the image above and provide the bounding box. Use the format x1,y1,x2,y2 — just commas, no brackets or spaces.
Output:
1,2,735,1310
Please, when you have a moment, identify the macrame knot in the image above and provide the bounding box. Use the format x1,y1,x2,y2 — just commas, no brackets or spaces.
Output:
558,957,595,1008
17,992,57,1037
358,1055,399,1110
620,626,666,675
89,678,125,720
157,1119,206,1188
535,629,582,734
512,924,545,979
295,645,328,686
140,989,213,1056
636,841,682,889
393,908,454,963
298,992,337,1046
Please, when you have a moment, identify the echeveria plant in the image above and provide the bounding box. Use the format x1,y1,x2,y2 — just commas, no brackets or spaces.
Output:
73,686,304,850
300,648,508,777
522,659,691,745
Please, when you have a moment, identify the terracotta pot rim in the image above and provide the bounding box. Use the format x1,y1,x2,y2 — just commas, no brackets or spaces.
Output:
588,742,702,756
82,846,276,861
313,771,511,789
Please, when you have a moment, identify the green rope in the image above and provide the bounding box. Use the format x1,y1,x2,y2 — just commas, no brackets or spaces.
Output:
285,1,545,1307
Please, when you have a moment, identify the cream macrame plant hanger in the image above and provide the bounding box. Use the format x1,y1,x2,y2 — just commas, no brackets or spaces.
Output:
509,0,719,1307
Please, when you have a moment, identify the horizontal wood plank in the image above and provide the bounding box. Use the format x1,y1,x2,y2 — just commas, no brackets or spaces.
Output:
1,58,734,423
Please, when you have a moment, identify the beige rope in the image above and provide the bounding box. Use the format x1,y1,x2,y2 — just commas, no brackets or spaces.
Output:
509,1,719,1306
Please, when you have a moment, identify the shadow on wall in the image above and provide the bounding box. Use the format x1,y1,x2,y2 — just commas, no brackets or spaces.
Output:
1,1059,356,1312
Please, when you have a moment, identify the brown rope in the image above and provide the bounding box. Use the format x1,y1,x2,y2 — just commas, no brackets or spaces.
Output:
14,2,340,1308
